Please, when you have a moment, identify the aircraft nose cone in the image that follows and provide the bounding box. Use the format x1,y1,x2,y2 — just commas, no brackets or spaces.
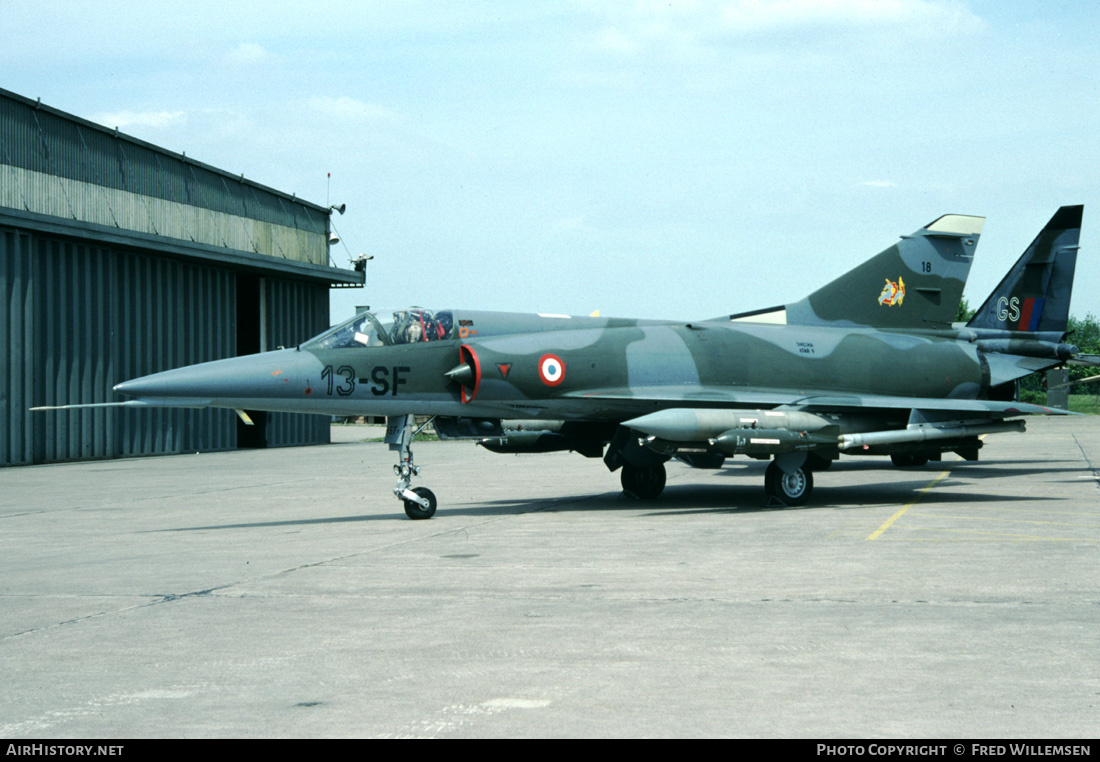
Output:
113,376,165,397
113,348,313,402
113,364,228,400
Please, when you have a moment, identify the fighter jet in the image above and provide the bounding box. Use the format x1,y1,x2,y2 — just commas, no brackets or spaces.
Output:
36,207,1087,519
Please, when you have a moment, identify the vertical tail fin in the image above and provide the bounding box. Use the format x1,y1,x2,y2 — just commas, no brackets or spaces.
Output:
967,205,1082,335
772,214,984,330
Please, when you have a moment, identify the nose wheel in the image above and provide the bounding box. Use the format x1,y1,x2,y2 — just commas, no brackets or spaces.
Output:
402,486,437,520
389,415,438,519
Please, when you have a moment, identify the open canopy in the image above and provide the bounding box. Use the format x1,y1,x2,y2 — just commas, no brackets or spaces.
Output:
304,308,455,349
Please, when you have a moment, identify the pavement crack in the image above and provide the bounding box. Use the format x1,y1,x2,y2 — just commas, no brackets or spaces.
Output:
152,584,236,604
2,584,241,642
1072,434,1100,491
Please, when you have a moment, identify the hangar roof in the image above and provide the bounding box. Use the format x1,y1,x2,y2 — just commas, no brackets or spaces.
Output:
0,87,362,286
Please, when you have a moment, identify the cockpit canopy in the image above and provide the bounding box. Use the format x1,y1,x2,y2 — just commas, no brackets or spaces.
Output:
304,308,455,349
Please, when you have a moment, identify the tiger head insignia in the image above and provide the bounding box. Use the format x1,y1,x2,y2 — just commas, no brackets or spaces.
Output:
878,277,905,307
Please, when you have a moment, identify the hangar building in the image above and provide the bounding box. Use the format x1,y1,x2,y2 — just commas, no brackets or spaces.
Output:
1,88,363,467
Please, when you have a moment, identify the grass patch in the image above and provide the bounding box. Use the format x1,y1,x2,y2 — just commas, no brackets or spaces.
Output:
1068,394,1100,415
361,432,441,443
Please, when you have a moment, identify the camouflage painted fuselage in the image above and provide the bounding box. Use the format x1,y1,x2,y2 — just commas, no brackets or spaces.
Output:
113,206,1083,444
115,311,986,429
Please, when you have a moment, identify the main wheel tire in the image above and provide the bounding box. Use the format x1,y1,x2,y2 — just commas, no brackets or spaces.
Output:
891,454,929,467
621,463,667,500
764,461,813,506
403,487,437,520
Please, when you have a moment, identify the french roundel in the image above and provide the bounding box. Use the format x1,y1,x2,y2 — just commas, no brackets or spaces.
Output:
538,354,566,386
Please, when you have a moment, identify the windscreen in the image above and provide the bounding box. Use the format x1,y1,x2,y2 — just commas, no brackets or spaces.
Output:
303,309,455,349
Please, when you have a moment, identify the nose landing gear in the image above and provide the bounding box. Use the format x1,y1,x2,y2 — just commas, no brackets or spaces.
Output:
388,414,438,519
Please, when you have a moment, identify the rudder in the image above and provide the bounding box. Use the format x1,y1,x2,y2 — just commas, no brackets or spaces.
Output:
967,205,1082,335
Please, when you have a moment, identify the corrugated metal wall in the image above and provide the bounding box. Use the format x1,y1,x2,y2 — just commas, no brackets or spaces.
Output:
264,277,331,447
1,223,331,466
107,247,238,458
1,88,341,467
1,227,34,466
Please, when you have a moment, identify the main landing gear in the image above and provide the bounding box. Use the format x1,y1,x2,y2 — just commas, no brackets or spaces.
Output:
620,462,666,500
618,455,817,506
763,456,814,507
389,414,438,520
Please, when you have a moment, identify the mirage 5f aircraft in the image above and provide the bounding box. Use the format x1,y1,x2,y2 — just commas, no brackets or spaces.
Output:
41,206,1088,519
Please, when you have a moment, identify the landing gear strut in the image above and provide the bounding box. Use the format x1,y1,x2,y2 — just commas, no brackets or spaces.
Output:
389,414,438,519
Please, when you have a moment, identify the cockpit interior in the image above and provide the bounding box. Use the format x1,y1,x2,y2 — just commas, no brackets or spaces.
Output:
304,309,455,349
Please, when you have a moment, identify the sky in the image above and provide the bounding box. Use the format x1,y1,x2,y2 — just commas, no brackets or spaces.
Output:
4,0,1099,325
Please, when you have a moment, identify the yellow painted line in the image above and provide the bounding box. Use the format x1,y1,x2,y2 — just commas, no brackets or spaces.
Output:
908,512,1100,529
930,504,1100,518
872,536,1098,544
879,526,1100,542
865,467,952,541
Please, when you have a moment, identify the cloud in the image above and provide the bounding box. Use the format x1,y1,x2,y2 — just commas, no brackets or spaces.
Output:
306,96,402,124
549,215,589,235
579,0,985,55
718,0,984,33
89,110,186,130
225,42,277,66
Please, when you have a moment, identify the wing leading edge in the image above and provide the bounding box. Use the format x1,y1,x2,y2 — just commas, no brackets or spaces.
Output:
561,385,1072,417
